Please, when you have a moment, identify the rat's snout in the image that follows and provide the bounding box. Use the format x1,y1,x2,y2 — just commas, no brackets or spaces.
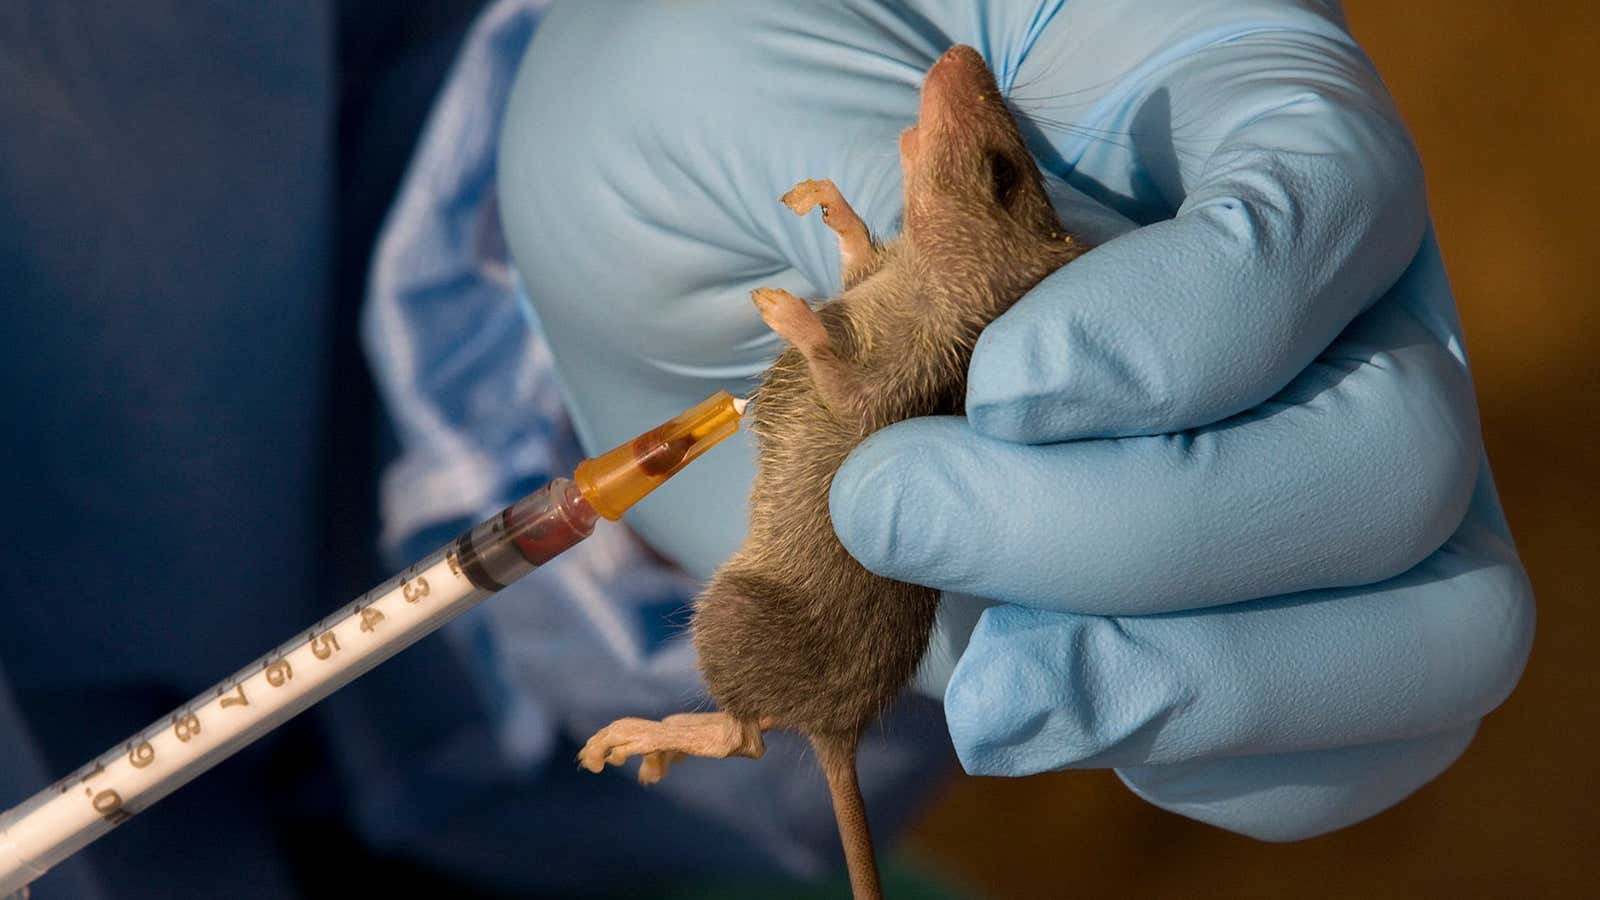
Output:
917,45,993,132
927,45,987,91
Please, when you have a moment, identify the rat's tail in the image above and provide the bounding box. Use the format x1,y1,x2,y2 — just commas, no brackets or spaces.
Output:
811,735,882,900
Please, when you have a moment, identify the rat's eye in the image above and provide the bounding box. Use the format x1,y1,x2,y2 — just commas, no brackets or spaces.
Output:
988,151,1020,207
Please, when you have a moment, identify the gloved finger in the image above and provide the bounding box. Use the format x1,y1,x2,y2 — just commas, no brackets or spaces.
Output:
832,300,1477,614
1115,724,1479,842
970,30,1428,442
942,513,1534,775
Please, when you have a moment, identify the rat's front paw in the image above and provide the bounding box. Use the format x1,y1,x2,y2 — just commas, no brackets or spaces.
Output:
780,178,835,218
752,288,827,351
781,178,881,287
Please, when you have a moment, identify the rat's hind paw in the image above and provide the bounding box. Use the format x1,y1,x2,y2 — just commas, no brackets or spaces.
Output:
578,713,767,784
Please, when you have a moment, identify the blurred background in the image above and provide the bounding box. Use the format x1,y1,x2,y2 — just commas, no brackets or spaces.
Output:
2,1,1593,898
910,2,1600,897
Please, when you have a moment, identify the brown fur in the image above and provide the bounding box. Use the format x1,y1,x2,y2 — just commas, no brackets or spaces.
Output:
693,46,1088,897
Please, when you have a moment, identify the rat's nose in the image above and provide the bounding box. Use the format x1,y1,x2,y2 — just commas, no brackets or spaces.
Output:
919,44,993,129
938,45,983,67
923,45,992,102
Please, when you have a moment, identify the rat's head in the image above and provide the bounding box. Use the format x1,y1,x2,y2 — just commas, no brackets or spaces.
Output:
899,46,1066,267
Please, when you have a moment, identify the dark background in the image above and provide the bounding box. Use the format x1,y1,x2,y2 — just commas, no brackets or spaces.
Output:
907,3,1600,897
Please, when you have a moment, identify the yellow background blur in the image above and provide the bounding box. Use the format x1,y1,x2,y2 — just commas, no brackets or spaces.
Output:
909,3,1600,897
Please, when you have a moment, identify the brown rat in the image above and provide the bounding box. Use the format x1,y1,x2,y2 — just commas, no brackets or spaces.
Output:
579,45,1087,899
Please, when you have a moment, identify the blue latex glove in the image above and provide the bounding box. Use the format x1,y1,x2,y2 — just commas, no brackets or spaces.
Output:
499,0,1535,841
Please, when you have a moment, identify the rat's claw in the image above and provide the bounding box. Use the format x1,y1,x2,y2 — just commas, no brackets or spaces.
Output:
577,736,610,772
577,745,606,773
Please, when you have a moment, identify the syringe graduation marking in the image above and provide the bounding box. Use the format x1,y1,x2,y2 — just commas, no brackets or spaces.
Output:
29,517,466,860
2,393,745,895
5,542,484,887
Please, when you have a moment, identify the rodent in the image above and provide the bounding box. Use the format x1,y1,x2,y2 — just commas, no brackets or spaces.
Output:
580,45,1087,899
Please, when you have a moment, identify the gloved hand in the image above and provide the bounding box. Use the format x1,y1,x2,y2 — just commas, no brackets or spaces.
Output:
498,0,1534,842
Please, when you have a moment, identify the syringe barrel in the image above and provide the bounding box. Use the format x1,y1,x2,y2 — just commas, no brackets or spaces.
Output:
454,477,601,590
0,390,743,895
0,478,598,896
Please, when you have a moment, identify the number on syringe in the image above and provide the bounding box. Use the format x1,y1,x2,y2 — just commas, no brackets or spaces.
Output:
127,739,155,769
264,658,293,687
358,605,385,632
219,682,249,708
91,789,130,824
309,630,340,660
172,712,201,742
402,576,430,604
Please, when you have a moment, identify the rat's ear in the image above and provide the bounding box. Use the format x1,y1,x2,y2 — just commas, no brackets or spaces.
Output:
987,151,1021,207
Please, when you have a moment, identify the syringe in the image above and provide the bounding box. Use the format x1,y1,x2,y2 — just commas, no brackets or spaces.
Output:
0,391,746,897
